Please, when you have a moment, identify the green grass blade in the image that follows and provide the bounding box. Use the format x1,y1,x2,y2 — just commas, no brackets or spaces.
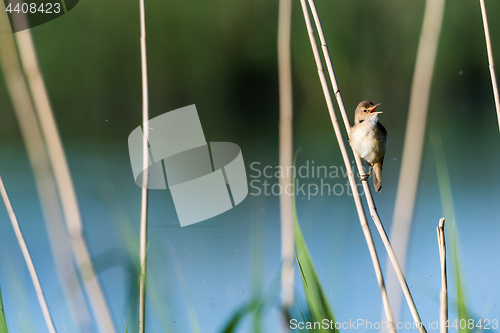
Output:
219,300,259,333
0,286,8,333
250,197,265,333
218,267,282,333
295,302,307,326
164,242,201,333
293,166,336,333
0,246,35,332
452,227,470,333
294,219,336,333
431,133,471,333
100,183,173,332
125,259,142,333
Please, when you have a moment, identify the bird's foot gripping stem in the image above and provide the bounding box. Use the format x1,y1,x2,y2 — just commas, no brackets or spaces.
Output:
360,172,370,181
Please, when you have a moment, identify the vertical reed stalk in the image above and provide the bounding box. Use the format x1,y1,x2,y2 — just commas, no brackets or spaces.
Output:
303,0,430,330
278,0,294,321
138,0,150,332
479,0,500,131
437,218,448,333
0,176,56,333
387,0,445,320
15,29,117,333
299,2,399,331
0,5,93,331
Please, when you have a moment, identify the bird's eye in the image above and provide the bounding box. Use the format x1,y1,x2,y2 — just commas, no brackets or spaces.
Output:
363,109,367,113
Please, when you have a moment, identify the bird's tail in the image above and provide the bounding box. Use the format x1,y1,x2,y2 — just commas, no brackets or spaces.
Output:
372,162,382,192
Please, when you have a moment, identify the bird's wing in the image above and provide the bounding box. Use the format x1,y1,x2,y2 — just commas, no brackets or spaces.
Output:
377,121,387,137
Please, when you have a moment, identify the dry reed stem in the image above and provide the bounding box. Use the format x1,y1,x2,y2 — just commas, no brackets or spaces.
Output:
139,0,150,331
479,0,500,131
299,2,398,332
14,31,116,333
437,218,447,333
0,176,56,333
304,0,431,331
0,6,93,331
278,0,294,317
387,0,445,321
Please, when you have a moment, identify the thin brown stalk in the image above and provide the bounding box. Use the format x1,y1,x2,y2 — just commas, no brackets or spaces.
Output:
479,0,500,131
387,0,445,321
437,218,447,333
0,6,93,331
138,0,150,331
299,2,398,332
15,30,116,333
278,0,294,318
0,176,56,333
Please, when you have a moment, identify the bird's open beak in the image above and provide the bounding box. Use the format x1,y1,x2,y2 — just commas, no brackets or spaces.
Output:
369,103,382,114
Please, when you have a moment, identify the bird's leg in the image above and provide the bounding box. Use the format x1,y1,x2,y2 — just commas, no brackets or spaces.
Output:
359,164,372,181
360,172,370,181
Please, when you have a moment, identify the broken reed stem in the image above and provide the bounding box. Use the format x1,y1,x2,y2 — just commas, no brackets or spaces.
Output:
299,2,397,332
15,31,116,333
0,176,56,333
387,0,445,320
479,0,500,132
139,0,150,331
437,218,447,333
278,0,294,317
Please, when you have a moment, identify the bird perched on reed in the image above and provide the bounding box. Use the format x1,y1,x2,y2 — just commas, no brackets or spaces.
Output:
349,100,387,192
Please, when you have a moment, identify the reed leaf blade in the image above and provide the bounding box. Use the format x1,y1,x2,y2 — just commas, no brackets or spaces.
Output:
293,173,336,333
0,286,8,333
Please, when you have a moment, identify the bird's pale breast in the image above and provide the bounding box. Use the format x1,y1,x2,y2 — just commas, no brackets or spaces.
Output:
350,118,386,164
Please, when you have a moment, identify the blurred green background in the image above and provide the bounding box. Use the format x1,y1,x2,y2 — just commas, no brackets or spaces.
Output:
0,0,498,145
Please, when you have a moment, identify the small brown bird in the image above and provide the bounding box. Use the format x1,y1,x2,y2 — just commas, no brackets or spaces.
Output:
349,100,387,192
